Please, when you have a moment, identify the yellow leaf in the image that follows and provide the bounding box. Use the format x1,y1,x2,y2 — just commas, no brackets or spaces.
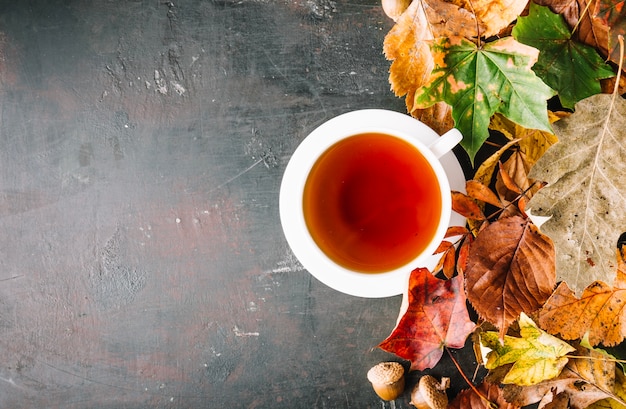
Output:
481,313,575,386
473,138,519,185
489,112,562,168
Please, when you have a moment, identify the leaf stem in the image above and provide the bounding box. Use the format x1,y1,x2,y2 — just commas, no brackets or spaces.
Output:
445,347,497,408
565,354,626,364
571,0,593,36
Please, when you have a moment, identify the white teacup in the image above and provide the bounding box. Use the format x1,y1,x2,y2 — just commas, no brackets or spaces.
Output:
280,109,462,298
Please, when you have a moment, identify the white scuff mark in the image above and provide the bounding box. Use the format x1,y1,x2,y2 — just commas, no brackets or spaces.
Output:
246,301,258,312
154,70,168,94
265,251,305,275
0,376,26,391
171,81,186,96
209,157,264,192
145,80,151,89
233,326,259,337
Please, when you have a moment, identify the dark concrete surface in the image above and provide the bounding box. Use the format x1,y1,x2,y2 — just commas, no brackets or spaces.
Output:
0,1,476,408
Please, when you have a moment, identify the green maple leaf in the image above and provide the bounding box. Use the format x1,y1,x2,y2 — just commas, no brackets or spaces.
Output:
481,313,576,386
512,3,615,110
414,37,556,163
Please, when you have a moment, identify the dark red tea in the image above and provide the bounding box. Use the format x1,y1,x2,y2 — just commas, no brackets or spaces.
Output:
302,132,442,273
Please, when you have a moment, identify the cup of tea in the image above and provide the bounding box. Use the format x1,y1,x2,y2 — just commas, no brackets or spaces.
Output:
279,109,463,298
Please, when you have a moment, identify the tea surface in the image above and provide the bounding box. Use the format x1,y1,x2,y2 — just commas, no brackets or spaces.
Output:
303,133,442,273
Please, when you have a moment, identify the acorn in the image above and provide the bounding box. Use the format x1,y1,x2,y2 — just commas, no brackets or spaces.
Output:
367,361,406,401
410,375,450,409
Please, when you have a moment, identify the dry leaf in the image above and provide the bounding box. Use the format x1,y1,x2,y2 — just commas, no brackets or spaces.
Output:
378,268,476,371
448,381,521,408
452,0,529,37
481,313,576,386
502,344,615,409
410,102,455,135
588,371,626,408
537,240,626,347
474,138,521,186
527,94,626,296
452,190,486,220
490,112,561,169
382,0,413,21
384,0,481,114
465,216,556,337
384,0,434,113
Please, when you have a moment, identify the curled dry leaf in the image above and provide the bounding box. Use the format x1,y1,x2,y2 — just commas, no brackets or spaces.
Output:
448,381,521,409
527,94,626,296
465,216,556,337
537,238,626,347
378,268,476,371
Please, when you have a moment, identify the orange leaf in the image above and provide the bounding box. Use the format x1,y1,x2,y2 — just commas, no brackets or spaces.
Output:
446,225,470,238
457,236,472,275
537,246,626,347
378,268,476,371
465,216,556,337
443,245,457,279
466,179,503,208
452,191,486,220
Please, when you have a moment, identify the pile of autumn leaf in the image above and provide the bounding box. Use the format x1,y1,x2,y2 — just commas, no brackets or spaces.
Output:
374,0,626,407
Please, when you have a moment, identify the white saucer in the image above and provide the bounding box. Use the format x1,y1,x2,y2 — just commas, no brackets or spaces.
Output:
280,110,467,298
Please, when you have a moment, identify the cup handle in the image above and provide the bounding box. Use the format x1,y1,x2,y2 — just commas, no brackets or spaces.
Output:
428,128,463,159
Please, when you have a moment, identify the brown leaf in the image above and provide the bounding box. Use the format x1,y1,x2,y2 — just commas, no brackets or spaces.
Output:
465,216,556,336
537,243,626,347
378,268,476,371
448,381,521,409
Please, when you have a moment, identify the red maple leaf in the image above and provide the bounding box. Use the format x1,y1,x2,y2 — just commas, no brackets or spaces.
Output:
378,268,476,371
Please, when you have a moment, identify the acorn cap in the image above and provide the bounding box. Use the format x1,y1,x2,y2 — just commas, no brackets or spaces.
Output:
367,362,405,401
410,375,450,409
